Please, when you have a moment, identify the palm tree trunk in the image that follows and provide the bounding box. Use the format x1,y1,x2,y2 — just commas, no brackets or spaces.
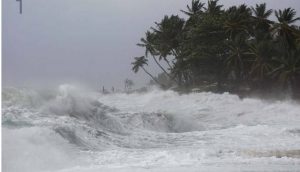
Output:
165,59,173,69
216,57,224,92
151,55,173,79
141,67,162,86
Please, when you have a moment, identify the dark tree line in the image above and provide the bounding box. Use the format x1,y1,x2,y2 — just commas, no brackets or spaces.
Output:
132,0,300,97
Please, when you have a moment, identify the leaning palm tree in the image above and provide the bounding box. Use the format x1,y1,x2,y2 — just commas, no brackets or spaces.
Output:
131,56,161,85
137,31,171,78
152,15,185,61
150,15,185,83
137,31,157,57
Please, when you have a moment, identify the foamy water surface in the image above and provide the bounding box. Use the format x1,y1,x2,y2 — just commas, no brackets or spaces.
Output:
2,85,300,172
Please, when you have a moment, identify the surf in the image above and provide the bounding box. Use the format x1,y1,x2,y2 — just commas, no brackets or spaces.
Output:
2,84,300,172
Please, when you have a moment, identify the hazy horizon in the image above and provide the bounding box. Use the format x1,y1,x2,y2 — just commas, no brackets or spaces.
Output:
3,0,300,89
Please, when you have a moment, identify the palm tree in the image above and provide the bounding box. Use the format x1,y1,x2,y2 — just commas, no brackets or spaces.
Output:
151,15,185,82
152,15,185,57
180,0,205,16
224,4,252,39
225,34,248,87
205,0,223,16
247,40,274,85
295,26,300,43
137,31,171,78
273,8,300,48
251,3,273,40
131,56,161,85
270,49,300,90
180,0,205,35
137,31,157,57
275,8,300,25
132,0,300,97
171,57,192,87
251,3,273,24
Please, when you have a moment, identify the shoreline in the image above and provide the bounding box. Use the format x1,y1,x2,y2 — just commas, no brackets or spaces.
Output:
152,84,300,102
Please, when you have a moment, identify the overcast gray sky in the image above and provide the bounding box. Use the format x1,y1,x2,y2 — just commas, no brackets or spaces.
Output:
3,0,300,89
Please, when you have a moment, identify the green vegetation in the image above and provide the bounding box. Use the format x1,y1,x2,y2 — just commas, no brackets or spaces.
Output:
132,0,300,98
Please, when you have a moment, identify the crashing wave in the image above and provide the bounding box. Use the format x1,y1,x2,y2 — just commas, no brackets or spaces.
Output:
2,84,300,172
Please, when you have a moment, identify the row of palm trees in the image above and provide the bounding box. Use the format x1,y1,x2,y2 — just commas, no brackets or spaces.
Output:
132,0,300,97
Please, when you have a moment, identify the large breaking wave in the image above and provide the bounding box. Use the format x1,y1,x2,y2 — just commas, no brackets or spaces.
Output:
2,84,300,172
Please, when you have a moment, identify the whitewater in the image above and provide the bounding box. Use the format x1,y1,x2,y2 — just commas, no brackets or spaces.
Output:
2,84,300,172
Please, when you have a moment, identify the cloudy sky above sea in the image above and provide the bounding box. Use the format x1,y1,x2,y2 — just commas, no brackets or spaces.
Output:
3,0,300,89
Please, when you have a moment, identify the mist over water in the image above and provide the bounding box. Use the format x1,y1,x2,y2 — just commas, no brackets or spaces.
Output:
2,84,300,172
